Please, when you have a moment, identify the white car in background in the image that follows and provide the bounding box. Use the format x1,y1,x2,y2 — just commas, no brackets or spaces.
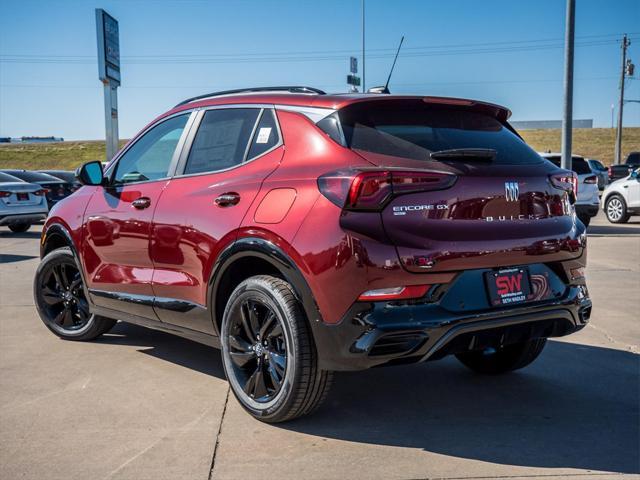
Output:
539,153,600,227
601,169,640,224
0,172,49,233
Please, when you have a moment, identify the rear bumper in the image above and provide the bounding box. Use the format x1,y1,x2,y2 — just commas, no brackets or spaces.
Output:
575,204,599,218
312,285,591,371
0,212,47,226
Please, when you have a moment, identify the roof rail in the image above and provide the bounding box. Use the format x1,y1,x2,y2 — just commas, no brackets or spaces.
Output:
174,86,326,108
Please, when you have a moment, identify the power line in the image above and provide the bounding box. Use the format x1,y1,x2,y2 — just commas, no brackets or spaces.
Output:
0,34,635,65
2,32,634,59
0,76,620,90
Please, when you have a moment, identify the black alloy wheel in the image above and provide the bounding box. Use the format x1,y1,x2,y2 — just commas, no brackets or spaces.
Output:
34,247,116,340
227,298,287,402
221,275,333,423
38,258,91,331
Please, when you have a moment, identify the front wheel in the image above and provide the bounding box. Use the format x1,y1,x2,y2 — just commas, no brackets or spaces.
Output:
221,275,332,423
605,195,630,224
455,338,547,374
33,247,116,341
8,222,31,233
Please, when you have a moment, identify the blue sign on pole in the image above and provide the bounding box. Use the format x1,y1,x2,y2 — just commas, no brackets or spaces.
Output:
96,9,120,85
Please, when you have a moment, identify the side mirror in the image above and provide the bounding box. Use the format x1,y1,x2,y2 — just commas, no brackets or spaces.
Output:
631,169,640,180
76,160,104,186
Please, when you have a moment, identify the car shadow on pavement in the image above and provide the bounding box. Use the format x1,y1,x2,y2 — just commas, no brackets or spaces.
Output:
287,340,639,474
97,324,639,474
0,230,42,239
98,322,226,379
588,222,640,235
0,254,37,264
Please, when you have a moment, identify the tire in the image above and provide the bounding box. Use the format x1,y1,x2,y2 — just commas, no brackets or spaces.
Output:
221,275,332,423
455,338,547,375
8,222,30,233
577,214,591,227
605,195,630,224
33,247,116,341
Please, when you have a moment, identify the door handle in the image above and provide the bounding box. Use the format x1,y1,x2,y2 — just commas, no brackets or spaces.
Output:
215,192,240,207
132,196,151,209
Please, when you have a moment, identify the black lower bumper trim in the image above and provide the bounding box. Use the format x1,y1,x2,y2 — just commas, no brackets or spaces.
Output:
311,286,591,371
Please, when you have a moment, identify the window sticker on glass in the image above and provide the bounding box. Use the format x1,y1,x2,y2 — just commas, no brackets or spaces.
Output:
256,127,272,144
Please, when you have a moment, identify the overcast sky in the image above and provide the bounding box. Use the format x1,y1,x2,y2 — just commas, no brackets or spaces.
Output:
1,0,639,140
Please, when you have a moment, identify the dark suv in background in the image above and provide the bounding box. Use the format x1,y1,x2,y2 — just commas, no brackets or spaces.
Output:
34,87,591,422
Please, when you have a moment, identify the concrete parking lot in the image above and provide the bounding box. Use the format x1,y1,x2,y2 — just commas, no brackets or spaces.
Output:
1,213,638,480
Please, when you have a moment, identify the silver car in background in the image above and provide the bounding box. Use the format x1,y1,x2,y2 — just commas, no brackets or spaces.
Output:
587,158,609,191
539,153,600,227
0,172,49,233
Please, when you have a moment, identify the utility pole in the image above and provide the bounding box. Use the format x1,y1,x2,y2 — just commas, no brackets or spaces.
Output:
561,0,575,171
362,0,365,91
614,34,631,165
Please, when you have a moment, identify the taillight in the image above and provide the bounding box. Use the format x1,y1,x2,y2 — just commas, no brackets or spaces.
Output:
318,169,456,211
33,189,48,196
0,191,11,198
570,267,586,281
608,166,613,179
584,175,598,184
358,285,431,302
550,171,577,202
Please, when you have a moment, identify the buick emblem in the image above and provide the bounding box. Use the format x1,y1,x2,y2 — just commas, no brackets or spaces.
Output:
505,181,520,202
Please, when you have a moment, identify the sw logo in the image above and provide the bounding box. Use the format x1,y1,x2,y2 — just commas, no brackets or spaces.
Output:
496,273,523,295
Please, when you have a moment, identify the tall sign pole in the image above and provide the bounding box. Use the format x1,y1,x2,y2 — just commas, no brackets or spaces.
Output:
614,35,630,165
96,9,121,162
561,0,575,171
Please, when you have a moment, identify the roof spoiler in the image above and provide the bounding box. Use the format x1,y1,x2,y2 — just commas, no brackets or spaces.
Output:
422,96,512,121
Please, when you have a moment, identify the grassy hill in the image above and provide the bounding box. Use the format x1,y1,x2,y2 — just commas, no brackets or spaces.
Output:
520,127,639,165
0,128,638,171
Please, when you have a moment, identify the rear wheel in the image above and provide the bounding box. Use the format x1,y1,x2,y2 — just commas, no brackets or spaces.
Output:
8,222,30,233
221,275,332,423
577,214,591,227
605,195,630,224
455,338,547,374
34,248,116,340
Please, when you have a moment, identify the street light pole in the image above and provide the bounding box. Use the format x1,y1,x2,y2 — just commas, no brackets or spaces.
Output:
561,0,575,171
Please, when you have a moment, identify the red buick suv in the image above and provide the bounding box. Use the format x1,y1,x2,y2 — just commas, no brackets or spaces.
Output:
34,87,591,422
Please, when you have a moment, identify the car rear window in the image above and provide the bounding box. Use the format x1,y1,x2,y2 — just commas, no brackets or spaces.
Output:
544,156,592,174
40,171,75,183
320,100,542,165
0,172,23,182
1,170,60,183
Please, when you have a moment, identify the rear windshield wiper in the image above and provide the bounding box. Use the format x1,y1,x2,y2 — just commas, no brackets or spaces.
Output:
429,148,497,161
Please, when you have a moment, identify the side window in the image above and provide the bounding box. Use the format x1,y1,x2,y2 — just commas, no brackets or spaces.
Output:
113,114,189,184
247,109,280,159
184,109,260,175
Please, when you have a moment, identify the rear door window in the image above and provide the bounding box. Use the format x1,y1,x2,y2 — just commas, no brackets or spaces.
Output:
184,108,260,175
324,100,543,165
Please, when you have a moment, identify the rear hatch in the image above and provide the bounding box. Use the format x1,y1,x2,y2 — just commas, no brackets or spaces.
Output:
320,99,583,273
